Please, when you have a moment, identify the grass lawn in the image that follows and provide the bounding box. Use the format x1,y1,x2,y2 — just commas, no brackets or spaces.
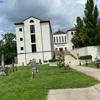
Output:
82,62,98,69
0,64,99,100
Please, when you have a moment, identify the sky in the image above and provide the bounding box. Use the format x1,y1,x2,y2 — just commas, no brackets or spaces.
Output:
0,0,100,39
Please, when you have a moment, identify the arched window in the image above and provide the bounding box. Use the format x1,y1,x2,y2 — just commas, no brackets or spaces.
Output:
30,20,34,23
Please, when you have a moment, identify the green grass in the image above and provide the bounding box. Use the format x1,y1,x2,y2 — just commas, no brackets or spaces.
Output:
0,64,99,100
82,62,98,68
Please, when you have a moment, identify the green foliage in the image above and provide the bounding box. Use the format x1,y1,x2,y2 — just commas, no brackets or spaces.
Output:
79,55,92,60
71,17,84,47
57,51,65,67
82,62,96,68
49,59,58,62
70,54,77,59
0,65,99,100
0,33,17,64
72,0,100,47
52,51,56,59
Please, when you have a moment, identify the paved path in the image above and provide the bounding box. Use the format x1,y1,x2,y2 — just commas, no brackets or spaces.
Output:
47,83,100,100
47,55,100,100
71,65,100,81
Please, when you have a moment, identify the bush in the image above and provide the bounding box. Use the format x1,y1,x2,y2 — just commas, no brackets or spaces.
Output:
36,62,39,64
70,54,77,59
79,55,92,60
49,59,58,62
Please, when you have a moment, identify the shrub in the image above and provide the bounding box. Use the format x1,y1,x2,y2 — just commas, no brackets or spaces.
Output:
70,54,77,59
36,62,39,64
79,55,92,60
49,59,58,62
57,51,65,67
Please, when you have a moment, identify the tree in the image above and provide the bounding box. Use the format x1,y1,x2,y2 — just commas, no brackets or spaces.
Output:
72,0,100,47
0,33,17,64
71,17,84,47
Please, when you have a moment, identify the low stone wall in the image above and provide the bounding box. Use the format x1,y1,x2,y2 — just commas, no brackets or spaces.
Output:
70,46,100,61
80,59,92,64
49,62,57,66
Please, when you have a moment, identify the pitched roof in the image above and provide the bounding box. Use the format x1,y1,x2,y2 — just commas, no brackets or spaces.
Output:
53,29,66,35
14,16,50,25
14,22,24,25
67,27,76,31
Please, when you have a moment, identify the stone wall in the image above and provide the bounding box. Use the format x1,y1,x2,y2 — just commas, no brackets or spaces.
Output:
70,46,100,61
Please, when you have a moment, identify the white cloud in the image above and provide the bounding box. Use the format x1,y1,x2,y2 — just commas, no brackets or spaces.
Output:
0,0,99,34
75,0,86,4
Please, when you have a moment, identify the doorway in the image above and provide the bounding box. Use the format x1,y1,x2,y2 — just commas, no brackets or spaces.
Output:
59,48,63,52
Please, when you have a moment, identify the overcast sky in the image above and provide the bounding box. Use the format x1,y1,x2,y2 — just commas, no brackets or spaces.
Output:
0,0,100,39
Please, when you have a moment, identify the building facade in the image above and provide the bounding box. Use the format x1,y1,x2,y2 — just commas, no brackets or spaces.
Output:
15,16,54,65
53,27,75,54
67,27,76,50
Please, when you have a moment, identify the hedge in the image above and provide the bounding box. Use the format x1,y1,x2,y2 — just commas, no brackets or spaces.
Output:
79,55,92,60
49,59,58,62
70,54,77,59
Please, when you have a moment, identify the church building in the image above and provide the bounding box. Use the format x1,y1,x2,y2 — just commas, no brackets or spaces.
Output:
15,16,54,65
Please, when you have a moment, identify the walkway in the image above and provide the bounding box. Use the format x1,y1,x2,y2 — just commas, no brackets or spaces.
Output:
47,55,100,100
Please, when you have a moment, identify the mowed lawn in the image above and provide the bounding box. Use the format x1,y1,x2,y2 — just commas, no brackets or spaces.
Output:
0,64,99,100
82,62,98,68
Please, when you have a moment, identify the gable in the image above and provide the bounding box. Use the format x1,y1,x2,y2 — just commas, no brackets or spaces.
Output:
15,16,50,25
53,29,66,35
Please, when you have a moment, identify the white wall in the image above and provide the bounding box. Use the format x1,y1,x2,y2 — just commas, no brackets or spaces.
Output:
67,31,75,51
53,33,68,51
15,17,53,64
70,46,100,61
53,34,67,43
15,25,25,53
41,22,53,60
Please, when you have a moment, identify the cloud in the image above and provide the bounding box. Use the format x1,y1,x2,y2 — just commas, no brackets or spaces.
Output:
75,0,86,4
0,0,100,36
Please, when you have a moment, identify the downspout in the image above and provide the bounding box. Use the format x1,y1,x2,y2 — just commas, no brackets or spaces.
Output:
40,23,44,62
23,25,27,64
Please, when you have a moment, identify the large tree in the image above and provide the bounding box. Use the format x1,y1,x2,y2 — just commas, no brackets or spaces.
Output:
72,0,100,47
0,33,17,64
71,17,84,47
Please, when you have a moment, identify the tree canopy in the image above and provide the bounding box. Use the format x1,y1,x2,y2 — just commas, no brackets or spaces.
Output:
71,0,100,48
0,33,17,64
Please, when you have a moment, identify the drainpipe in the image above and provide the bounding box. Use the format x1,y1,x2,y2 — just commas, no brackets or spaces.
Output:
23,25,27,64
40,24,44,62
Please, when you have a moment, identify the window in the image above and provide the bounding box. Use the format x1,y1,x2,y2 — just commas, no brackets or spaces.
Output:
56,37,58,43
30,20,34,23
32,44,36,52
62,36,64,42
19,28,22,32
71,32,73,35
30,25,35,33
31,35,36,43
21,47,23,50
65,36,66,42
53,37,55,43
55,48,58,51
20,38,23,41
65,47,67,51
72,46,75,50
59,36,61,42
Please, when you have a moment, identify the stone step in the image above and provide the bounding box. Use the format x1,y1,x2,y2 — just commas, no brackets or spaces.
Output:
65,60,80,66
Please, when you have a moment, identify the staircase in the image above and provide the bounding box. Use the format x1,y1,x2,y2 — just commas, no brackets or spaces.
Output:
65,55,79,66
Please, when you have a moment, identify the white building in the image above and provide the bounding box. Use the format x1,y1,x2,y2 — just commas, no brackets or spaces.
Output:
53,27,75,53
15,16,54,65
67,27,76,50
